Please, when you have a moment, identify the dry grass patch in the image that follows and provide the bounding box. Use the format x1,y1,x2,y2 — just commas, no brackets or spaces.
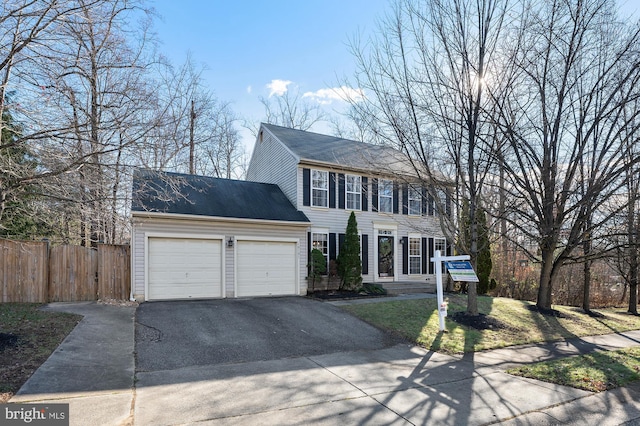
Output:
342,295,640,354
508,347,640,392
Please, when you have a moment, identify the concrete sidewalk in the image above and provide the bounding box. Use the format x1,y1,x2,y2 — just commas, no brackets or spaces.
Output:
10,302,136,426
9,300,640,425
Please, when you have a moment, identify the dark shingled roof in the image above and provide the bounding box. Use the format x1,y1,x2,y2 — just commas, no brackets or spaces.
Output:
262,123,411,172
131,169,309,223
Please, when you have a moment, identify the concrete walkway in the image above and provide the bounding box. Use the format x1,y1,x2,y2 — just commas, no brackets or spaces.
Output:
9,299,640,425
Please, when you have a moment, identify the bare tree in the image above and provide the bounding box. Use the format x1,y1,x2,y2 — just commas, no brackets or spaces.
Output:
493,0,640,310
0,0,107,226
347,0,509,315
136,55,244,179
609,99,640,315
258,84,326,131
3,0,157,245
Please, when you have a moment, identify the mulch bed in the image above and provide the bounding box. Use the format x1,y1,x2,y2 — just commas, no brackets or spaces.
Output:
449,312,511,331
525,304,570,318
0,333,18,351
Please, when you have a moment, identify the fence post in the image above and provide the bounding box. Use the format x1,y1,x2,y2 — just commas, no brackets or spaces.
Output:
43,238,50,303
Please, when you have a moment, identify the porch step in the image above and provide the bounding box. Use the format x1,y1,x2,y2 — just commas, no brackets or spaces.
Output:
377,281,437,295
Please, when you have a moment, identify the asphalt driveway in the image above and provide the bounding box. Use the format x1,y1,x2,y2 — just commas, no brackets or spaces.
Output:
135,296,403,372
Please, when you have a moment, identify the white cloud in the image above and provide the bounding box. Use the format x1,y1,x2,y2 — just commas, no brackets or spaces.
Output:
302,86,366,105
266,79,292,97
246,85,252,94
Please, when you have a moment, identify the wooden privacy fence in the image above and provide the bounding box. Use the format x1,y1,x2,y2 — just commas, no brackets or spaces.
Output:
0,238,130,303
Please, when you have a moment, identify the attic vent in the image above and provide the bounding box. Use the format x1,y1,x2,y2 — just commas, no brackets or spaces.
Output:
259,130,264,143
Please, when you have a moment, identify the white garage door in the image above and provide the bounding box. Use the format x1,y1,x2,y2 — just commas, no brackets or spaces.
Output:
147,237,223,300
236,240,297,297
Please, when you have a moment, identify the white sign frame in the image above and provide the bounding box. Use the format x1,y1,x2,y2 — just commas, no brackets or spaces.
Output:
430,250,472,332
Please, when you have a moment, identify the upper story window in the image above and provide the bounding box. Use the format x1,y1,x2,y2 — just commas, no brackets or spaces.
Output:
408,186,422,216
346,174,361,210
312,170,328,207
379,179,393,213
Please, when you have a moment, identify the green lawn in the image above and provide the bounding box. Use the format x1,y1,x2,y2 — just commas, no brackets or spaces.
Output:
508,347,640,392
342,295,640,354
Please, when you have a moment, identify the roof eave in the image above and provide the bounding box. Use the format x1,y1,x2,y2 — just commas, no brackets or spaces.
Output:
131,210,310,226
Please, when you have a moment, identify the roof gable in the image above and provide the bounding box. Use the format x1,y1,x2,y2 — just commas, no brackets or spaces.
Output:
131,169,309,223
261,123,411,173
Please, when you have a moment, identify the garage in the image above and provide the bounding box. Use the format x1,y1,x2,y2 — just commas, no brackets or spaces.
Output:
147,236,223,300
236,239,297,297
131,170,310,301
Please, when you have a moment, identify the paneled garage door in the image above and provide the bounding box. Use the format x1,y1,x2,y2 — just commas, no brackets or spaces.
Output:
147,237,223,300
236,240,297,297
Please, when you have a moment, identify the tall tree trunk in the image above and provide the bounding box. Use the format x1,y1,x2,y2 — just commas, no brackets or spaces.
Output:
582,225,592,312
582,258,591,312
537,247,556,310
628,223,638,315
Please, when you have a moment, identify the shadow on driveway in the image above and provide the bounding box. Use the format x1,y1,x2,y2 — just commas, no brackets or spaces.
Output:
135,296,403,372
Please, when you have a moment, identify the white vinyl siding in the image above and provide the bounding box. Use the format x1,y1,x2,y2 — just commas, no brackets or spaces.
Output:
131,216,308,300
246,129,298,205
346,174,361,210
379,179,393,213
312,170,329,207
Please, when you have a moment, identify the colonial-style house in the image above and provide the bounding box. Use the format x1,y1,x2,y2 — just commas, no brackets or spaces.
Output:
130,123,450,301
247,123,451,291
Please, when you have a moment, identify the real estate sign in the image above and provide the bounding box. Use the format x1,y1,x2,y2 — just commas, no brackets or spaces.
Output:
444,261,479,282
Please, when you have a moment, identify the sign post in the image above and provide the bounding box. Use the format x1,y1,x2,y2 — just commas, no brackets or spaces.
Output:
431,250,476,332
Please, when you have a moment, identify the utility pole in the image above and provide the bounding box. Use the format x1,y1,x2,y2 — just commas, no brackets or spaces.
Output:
189,99,195,174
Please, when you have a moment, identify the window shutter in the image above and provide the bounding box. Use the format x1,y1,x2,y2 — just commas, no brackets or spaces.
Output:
329,172,336,208
402,236,408,274
362,177,368,211
329,233,337,261
362,234,369,275
307,232,312,275
422,187,428,215
372,179,379,211
338,233,345,253
338,174,345,209
421,238,428,274
393,182,399,214
428,238,435,274
445,190,452,217
402,184,409,215
428,192,435,216
303,168,310,206
446,240,452,256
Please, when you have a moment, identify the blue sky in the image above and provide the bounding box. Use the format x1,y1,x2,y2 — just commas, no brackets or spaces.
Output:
150,0,640,152
150,0,391,150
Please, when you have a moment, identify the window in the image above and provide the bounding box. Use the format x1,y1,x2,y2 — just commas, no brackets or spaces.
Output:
312,232,328,271
409,237,421,274
379,179,393,213
434,238,446,256
408,186,422,216
312,170,328,207
346,174,361,210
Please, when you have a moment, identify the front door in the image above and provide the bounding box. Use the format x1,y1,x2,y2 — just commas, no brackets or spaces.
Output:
378,235,394,277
